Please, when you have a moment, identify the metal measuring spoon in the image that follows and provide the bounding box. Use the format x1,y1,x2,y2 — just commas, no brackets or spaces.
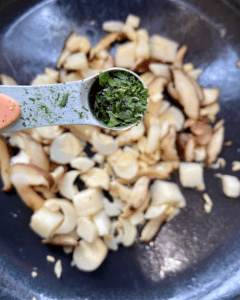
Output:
0,68,148,134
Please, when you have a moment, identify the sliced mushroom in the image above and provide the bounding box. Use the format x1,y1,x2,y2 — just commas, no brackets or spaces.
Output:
90,32,123,60
102,20,124,32
70,157,95,173
0,74,18,85
9,132,49,172
179,162,205,191
73,188,104,216
161,126,179,161
171,67,200,120
115,41,137,68
91,131,119,155
35,126,63,141
9,164,53,211
159,106,185,132
73,238,108,272
92,210,111,236
149,63,171,80
58,170,80,200
150,180,186,207
173,45,188,67
122,176,150,218
190,121,212,146
66,125,100,142
220,175,240,198
42,234,79,247
140,72,156,86
44,199,78,234
80,167,110,190
201,88,220,107
65,33,91,54
113,152,139,179
177,133,196,162
50,132,83,164
0,137,12,191
150,35,179,63
64,52,89,71
109,181,132,202
207,121,225,166
117,121,145,147
125,14,140,28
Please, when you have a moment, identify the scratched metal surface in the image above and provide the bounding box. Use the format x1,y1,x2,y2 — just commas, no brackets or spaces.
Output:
0,0,240,299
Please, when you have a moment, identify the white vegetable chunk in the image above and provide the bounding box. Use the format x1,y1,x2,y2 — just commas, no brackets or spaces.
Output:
150,180,186,207
92,210,111,236
76,217,98,243
179,162,205,191
221,175,240,198
73,238,108,272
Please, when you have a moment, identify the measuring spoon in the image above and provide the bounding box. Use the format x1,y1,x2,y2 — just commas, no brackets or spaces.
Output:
0,68,148,134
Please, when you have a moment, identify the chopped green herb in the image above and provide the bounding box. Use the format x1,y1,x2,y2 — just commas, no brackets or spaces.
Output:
50,89,54,93
29,97,36,103
59,93,69,108
82,106,89,112
38,104,51,115
32,118,37,123
55,92,60,103
74,109,84,119
89,71,148,128
23,101,27,106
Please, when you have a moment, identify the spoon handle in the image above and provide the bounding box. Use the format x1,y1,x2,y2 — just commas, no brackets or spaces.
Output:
0,78,99,133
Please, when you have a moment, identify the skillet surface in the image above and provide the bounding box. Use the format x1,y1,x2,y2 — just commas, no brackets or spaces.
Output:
0,0,240,299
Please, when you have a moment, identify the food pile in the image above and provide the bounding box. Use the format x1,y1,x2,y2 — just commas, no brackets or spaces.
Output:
2,14,238,274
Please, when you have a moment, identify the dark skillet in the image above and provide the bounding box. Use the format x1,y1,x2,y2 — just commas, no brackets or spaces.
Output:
1,0,240,299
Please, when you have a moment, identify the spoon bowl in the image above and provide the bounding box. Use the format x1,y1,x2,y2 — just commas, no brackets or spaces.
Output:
0,67,148,133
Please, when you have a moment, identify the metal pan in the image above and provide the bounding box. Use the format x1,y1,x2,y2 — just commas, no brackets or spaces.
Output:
0,0,240,299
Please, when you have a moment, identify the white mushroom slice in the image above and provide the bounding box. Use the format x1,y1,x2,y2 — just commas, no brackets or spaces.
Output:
34,186,56,200
90,32,123,60
45,68,59,82
58,170,80,200
136,33,150,59
115,41,136,68
51,166,66,183
139,208,171,242
76,217,98,243
171,68,200,120
201,88,220,107
173,45,188,67
183,63,194,73
0,137,12,191
56,48,71,69
44,199,78,234
117,121,145,147
179,162,205,191
119,218,137,247
73,188,104,216
102,54,115,70
103,198,123,217
0,74,18,85
81,68,102,79
35,126,63,140
200,103,220,122
123,146,139,159
129,211,145,225
188,68,203,80
92,153,105,165
91,131,119,155
159,106,185,132
50,132,83,164
207,121,225,166
64,52,88,71
73,238,108,272
113,152,139,179
65,33,91,54
150,35,179,63
43,234,78,247
194,146,207,162
103,221,123,251
109,181,132,202
30,207,64,238
80,168,110,190
70,157,95,173
31,74,56,85
66,124,100,142
102,20,124,32
150,180,186,207
9,132,49,172
220,175,240,198
145,204,168,219
92,210,111,236
140,72,156,86
9,164,52,211
122,176,150,218
149,63,171,80
161,126,179,161
145,124,161,153
125,14,140,28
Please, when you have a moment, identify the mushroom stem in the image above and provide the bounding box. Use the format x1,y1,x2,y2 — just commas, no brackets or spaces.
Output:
0,137,12,191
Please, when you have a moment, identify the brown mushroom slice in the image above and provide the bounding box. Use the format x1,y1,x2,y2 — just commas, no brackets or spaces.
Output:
200,103,220,122
177,133,196,162
9,132,49,172
121,176,150,218
0,137,12,191
207,122,225,166
90,32,123,60
173,45,188,67
34,186,56,200
190,121,212,146
9,164,52,211
171,68,200,120
201,88,220,107
102,54,115,70
167,82,179,101
73,238,108,272
188,76,204,104
161,126,179,161
131,58,150,73
42,234,79,247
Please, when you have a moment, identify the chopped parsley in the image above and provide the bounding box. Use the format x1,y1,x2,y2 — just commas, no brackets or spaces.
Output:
29,97,36,103
89,71,149,128
59,93,69,108
74,109,84,119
